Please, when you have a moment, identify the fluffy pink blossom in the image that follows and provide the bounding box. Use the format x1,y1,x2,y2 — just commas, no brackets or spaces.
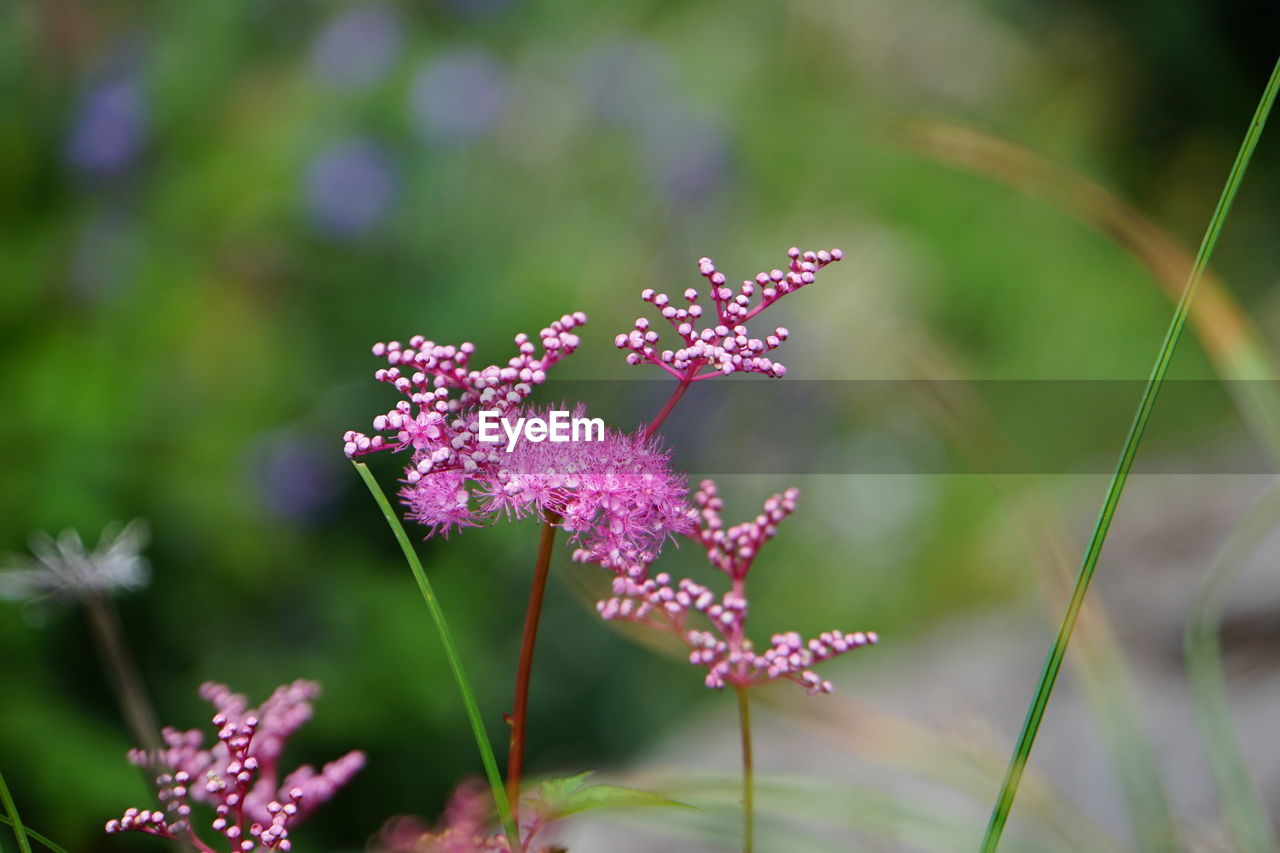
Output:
376,780,562,853
343,317,694,563
614,246,842,381
473,407,696,575
106,680,363,851
597,481,877,694
342,316,586,537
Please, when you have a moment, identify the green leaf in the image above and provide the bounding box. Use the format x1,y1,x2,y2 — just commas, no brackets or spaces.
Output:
980,55,1280,853
533,771,692,822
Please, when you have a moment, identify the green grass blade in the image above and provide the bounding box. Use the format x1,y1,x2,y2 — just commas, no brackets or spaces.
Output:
980,56,1280,852
0,769,33,853
1184,488,1280,852
353,461,521,849
0,816,67,853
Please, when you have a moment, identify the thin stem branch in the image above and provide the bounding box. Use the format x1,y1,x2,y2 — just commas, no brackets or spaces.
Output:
642,377,693,441
83,595,162,755
0,766,33,853
353,462,521,850
979,56,1280,852
735,685,755,853
506,513,560,815
0,816,67,853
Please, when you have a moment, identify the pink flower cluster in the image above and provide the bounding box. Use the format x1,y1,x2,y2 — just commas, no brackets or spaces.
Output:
107,681,364,851
598,481,877,694
342,314,587,536
342,316,694,567
478,407,695,575
614,247,842,380
377,781,513,853
376,781,562,853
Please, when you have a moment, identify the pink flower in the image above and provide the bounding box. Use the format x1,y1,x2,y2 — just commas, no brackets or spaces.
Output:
343,313,587,463
376,780,564,853
106,680,363,851
393,404,695,571
597,481,877,694
614,247,842,381
342,315,588,537
343,317,695,564
472,406,695,575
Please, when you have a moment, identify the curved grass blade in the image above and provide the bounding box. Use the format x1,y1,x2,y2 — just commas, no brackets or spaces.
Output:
0,816,67,853
353,461,521,849
0,768,33,853
1184,488,1280,852
979,56,1280,852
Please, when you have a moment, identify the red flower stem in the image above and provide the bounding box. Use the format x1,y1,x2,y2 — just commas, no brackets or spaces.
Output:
507,510,561,819
506,366,697,825
735,684,755,853
642,372,695,440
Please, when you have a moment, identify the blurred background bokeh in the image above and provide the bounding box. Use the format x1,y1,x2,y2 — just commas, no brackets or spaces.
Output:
3,1,1280,850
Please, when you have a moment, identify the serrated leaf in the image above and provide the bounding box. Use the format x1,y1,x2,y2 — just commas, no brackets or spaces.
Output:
533,771,691,822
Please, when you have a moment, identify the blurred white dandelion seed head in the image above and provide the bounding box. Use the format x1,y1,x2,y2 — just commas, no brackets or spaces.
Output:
0,520,150,602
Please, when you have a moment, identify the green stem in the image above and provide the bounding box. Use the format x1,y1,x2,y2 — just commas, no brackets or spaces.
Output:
0,818,65,853
1184,488,1280,852
0,768,32,853
735,685,755,853
83,595,163,755
353,462,521,850
980,56,1280,852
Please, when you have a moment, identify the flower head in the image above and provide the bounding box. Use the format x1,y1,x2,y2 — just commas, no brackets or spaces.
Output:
343,313,587,466
597,481,877,694
343,317,694,563
614,247,842,380
0,520,149,603
377,778,581,853
471,406,696,574
106,680,364,851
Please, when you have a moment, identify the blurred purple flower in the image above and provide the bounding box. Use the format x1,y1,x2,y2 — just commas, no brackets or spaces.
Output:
309,4,402,90
304,138,396,238
65,77,147,176
408,49,508,146
578,39,671,125
642,108,732,204
249,433,342,523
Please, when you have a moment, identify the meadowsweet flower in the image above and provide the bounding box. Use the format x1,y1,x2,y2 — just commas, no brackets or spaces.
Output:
475,406,696,575
343,314,586,466
343,316,692,561
614,247,842,380
106,680,364,850
378,782,512,853
377,779,577,853
597,481,877,694
0,520,149,603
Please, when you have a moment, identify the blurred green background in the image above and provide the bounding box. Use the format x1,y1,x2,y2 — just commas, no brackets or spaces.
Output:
2,1,1279,850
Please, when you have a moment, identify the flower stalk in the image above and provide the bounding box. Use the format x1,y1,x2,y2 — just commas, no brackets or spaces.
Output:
84,594,163,755
353,461,521,850
735,685,755,853
0,764,33,853
506,511,561,817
